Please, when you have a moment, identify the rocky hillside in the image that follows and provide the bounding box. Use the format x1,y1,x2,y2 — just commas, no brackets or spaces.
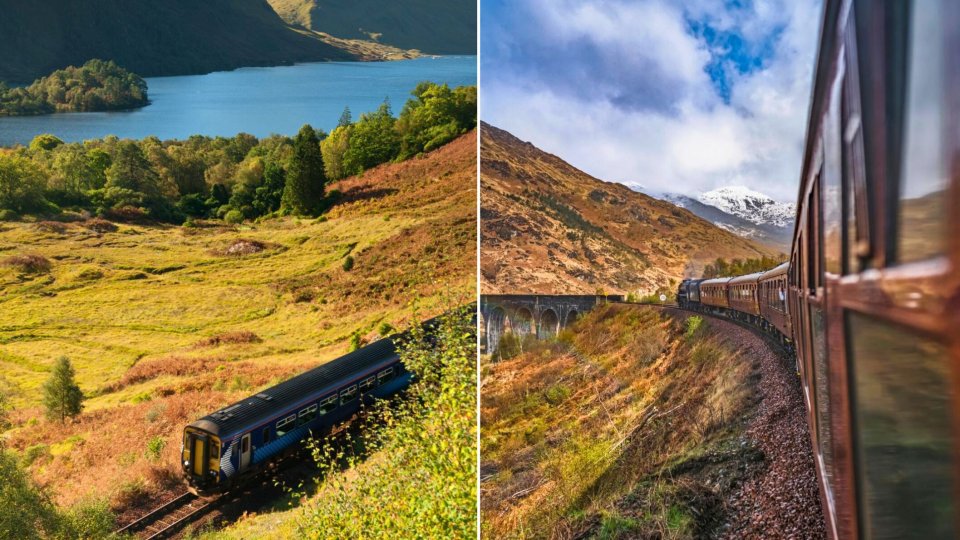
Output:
0,0,356,82
268,0,476,54
480,123,777,295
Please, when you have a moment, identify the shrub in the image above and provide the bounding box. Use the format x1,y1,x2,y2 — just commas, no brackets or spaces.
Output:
194,331,261,347
145,436,166,460
342,255,355,271
33,221,68,234
76,268,104,281
0,448,60,538
59,498,115,539
83,218,118,233
377,322,394,337
2,254,51,274
684,316,703,340
0,209,18,221
348,331,362,352
224,209,244,224
22,443,50,466
544,383,571,405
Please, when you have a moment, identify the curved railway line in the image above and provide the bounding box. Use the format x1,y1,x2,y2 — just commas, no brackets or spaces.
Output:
117,492,220,539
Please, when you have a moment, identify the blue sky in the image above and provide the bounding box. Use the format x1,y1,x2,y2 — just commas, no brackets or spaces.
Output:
481,0,822,202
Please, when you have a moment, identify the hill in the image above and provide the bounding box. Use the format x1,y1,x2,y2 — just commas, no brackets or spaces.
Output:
268,0,477,55
480,123,778,295
0,130,476,516
0,0,357,83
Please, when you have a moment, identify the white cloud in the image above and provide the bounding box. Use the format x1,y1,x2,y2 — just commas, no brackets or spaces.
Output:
481,0,822,203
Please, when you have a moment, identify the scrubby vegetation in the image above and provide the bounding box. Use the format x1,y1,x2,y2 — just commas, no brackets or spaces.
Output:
0,81,475,224
0,59,148,116
294,306,476,538
481,305,760,538
701,255,786,278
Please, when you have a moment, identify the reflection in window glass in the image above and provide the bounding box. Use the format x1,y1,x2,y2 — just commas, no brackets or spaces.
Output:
898,0,947,262
811,309,834,507
848,312,953,538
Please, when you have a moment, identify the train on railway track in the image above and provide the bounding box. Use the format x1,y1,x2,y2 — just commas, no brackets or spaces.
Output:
679,1,958,538
180,314,455,495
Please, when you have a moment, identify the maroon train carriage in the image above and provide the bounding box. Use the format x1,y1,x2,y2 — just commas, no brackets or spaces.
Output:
698,277,731,309
728,272,762,321
757,262,791,342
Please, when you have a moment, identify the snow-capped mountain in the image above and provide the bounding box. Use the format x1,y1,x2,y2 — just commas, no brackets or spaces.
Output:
698,186,795,228
657,186,795,252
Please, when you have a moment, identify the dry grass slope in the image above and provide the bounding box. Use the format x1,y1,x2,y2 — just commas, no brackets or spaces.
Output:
0,131,476,516
481,305,763,539
480,123,777,295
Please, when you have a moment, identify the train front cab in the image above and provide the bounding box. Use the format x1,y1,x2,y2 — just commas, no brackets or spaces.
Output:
789,1,959,538
182,423,221,493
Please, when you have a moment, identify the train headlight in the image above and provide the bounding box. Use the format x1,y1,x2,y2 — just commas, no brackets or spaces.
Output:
184,460,190,467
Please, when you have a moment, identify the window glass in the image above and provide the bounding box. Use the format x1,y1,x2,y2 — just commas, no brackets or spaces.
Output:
318,395,338,414
811,309,834,507
359,376,376,392
262,427,271,444
824,68,843,276
378,367,395,385
340,385,358,405
847,312,954,538
298,404,318,426
241,437,249,453
897,0,947,263
276,414,296,438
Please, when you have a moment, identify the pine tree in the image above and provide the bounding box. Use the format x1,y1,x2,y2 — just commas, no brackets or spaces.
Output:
42,357,84,423
338,106,352,128
281,125,327,216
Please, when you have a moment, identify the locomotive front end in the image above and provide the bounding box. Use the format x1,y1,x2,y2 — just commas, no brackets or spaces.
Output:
182,423,221,494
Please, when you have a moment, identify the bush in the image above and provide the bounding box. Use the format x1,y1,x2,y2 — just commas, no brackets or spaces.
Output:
145,436,166,460
2,254,51,274
0,209,18,221
342,255,355,271
83,218,118,233
224,209,244,224
684,316,703,340
0,448,60,538
22,444,50,466
348,331,362,352
59,498,115,539
377,322,394,337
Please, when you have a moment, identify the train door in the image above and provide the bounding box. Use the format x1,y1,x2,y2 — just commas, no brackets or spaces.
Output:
239,433,251,474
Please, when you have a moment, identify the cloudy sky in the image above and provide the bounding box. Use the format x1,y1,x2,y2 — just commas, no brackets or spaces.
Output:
481,0,822,202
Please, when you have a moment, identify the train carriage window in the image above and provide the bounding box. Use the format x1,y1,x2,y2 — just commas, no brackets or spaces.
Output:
823,63,844,277
359,376,376,392
262,427,271,444
241,436,249,454
895,0,948,263
276,414,296,438
847,312,954,538
377,367,395,385
842,20,871,272
297,404,318,426
340,384,358,405
318,395,337,415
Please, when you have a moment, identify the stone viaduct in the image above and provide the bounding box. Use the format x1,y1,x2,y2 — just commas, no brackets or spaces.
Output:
479,294,624,354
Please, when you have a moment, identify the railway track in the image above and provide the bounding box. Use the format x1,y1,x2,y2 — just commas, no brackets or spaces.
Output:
117,491,219,539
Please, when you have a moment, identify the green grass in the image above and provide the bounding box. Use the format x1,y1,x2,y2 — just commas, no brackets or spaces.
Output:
0,214,432,410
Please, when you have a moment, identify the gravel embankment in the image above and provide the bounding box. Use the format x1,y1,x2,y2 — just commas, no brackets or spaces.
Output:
714,318,826,539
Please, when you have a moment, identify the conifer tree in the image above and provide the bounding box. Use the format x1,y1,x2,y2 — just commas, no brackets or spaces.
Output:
42,357,84,423
281,125,326,216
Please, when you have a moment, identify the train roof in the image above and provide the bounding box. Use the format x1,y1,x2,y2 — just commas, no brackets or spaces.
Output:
188,337,400,438
729,272,764,285
700,277,733,287
758,262,790,281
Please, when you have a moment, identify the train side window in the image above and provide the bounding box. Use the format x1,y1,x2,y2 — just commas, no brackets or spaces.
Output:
895,0,947,263
318,395,338,414
297,404,318,426
842,20,870,273
276,414,296,438
241,436,249,453
262,427,271,444
377,367,395,385
340,385,358,405
359,376,376,392
846,312,954,537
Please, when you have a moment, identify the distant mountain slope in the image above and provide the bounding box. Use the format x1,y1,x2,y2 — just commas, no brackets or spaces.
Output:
661,193,794,251
480,123,778,295
0,0,356,82
268,0,477,54
699,186,795,228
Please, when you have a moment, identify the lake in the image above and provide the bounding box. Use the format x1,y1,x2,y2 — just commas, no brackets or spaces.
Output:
0,56,476,146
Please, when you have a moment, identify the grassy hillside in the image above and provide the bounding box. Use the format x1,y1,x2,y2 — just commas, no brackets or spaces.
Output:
268,0,477,54
480,123,777,295
481,305,759,538
0,131,475,514
0,0,356,82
